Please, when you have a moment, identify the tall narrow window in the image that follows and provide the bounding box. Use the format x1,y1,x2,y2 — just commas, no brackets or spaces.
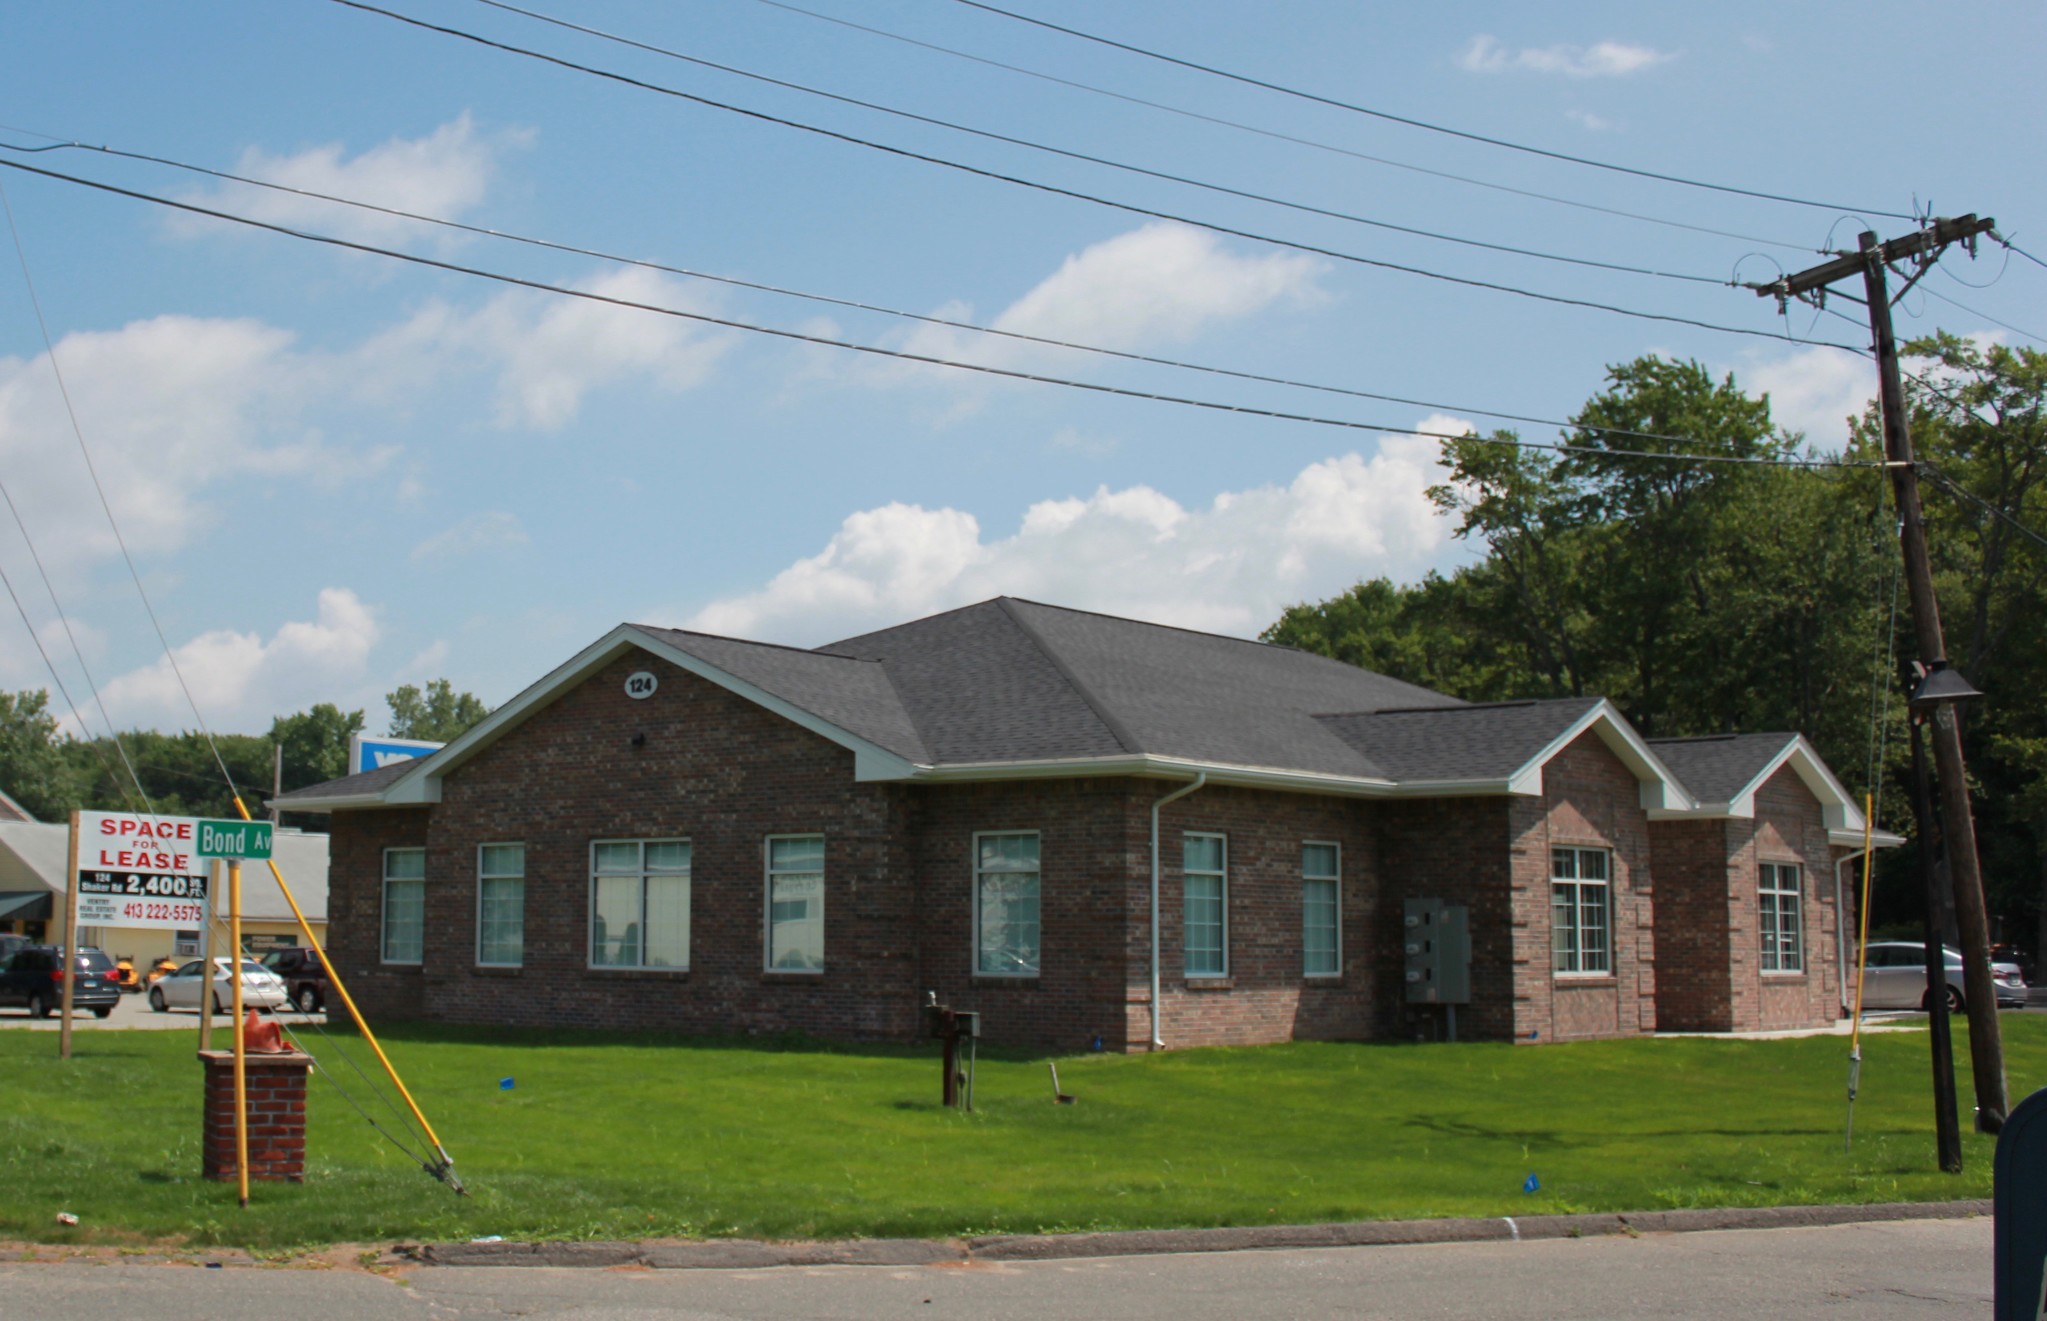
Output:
477,843,525,967
590,839,691,970
382,847,425,965
1302,842,1340,977
1759,861,1804,973
1184,833,1228,977
1550,846,1611,975
765,835,825,972
974,832,1040,976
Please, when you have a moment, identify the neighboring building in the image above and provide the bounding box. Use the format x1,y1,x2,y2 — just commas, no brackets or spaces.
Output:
275,598,1888,1050
0,788,36,824
0,820,330,961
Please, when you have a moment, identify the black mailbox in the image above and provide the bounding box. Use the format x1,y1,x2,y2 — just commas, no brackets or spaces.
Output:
1996,1086,2047,1320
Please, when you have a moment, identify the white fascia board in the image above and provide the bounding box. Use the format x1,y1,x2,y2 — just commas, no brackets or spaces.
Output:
380,624,920,804
1703,736,1865,835
1500,700,1696,813
908,754,1398,797
272,793,396,814
1831,826,1907,849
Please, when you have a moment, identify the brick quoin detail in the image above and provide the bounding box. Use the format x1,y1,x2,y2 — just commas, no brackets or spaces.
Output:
321,651,1845,1050
199,1050,311,1183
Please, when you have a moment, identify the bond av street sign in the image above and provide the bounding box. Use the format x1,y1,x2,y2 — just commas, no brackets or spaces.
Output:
196,818,273,861
74,811,210,930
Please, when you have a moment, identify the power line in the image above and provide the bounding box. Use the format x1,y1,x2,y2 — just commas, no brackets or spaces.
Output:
1921,463,2047,555
328,0,1857,350
0,135,1795,454
1996,235,2047,272
474,0,1726,287
0,154,1881,476
745,0,1813,254
945,0,1917,221
0,177,243,802
1917,284,2044,347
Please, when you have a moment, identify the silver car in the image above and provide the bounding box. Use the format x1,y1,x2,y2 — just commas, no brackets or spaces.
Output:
1860,941,2029,1012
146,957,288,1014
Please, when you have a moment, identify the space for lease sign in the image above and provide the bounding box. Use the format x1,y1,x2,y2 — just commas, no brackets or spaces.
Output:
74,811,210,930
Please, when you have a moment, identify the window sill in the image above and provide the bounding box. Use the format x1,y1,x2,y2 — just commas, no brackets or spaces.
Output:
1760,970,1807,979
584,967,691,980
761,971,824,983
1183,977,1235,991
1553,974,1617,986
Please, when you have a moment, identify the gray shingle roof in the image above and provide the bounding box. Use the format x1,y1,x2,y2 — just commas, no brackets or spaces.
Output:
271,756,425,806
636,628,930,763
826,599,1461,776
1647,733,1799,805
1318,697,1604,783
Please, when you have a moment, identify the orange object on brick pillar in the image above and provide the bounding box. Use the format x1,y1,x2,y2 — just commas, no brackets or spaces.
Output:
198,1049,312,1184
241,1010,287,1054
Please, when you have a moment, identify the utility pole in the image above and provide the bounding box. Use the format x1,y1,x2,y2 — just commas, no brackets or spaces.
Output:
1750,214,2007,1132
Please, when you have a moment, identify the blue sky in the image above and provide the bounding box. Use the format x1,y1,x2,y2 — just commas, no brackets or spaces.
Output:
2,0,2042,736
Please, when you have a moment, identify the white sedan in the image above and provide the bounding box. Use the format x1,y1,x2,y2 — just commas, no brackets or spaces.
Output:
147,958,288,1014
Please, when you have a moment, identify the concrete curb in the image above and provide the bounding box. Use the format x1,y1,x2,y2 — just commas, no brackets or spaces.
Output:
404,1198,1992,1269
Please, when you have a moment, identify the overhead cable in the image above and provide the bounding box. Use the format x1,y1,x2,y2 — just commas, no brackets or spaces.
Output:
743,0,1813,253
326,0,1859,350
946,0,1916,220
0,155,1881,474
0,135,1793,453
472,0,1726,283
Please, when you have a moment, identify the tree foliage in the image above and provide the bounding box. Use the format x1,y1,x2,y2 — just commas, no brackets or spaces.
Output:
1271,346,2047,946
385,679,491,743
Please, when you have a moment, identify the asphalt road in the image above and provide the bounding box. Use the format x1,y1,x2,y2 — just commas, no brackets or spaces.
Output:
0,988,324,1032
0,1216,1995,1320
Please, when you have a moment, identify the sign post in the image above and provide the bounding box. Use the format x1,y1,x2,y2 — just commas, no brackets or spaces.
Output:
58,813,80,1061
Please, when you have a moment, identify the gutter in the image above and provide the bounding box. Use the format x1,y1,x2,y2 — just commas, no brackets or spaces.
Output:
1149,773,1206,1050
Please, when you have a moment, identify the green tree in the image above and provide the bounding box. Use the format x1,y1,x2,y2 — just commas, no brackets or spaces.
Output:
270,703,365,790
0,689,86,820
385,679,490,743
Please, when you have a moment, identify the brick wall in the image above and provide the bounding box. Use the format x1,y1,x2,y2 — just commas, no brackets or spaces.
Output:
1746,767,1842,1030
1508,732,1657,1042
1375,797,1516,1041
327,807,429,1021
1650,820,1737,1030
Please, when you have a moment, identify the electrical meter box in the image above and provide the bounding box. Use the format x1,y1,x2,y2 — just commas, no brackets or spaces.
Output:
1403,898,1471,1004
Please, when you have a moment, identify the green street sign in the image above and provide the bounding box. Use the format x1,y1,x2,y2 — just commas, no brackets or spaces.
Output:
195,819,273,861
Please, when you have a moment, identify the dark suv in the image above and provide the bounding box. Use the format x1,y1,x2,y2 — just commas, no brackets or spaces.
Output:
0,946,121,1018
261,947,333,1014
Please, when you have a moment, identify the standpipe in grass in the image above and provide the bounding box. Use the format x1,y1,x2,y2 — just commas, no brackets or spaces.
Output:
230,795,466,1195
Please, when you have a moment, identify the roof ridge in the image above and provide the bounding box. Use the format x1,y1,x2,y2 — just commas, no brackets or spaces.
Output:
1647,731,1798,745
996,598,1141,756
630,622,883,664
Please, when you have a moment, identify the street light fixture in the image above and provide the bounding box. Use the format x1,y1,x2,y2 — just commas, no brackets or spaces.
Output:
1905,660,1982,1174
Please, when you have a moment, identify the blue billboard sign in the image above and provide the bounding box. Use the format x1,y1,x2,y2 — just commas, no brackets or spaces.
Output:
350,734,446,776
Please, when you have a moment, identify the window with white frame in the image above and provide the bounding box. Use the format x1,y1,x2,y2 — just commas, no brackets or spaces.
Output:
974,832,1040,976
1184,833,1228,977
382,847,426,965
1759,861,1803,973
477,843,525,967
590,839,691,970
765,835,825,972
1550,846,1610,975
1302,842,1340,977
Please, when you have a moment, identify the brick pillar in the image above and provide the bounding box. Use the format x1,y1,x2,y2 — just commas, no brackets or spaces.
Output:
198,1049,312,1183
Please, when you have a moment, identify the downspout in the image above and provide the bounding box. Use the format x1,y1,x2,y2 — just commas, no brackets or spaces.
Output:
1150,773,1207,1050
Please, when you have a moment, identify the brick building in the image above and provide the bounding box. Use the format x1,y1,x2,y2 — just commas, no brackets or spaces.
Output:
275,598,1887,1049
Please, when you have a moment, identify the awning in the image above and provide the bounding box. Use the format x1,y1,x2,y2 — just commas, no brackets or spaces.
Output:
0,890,53,921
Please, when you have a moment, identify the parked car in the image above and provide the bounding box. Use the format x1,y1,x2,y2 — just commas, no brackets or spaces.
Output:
145,957,287,1014
260,946,333,1014
0,933,30,963
0,946,121,1018
1861,941,2029,1012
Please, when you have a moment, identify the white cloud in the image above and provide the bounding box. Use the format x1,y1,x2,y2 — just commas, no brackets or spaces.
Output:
359,267,734,429
677,423,1464,644
84,588,380,733
410,511,530,562
1459,35,1673,78
1565,109,1618,133
174,114,529,248
1736,345,1877,451
886,223,1324,382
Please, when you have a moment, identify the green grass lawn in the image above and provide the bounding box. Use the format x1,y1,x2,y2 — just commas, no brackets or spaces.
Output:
3,1015,2041,1250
